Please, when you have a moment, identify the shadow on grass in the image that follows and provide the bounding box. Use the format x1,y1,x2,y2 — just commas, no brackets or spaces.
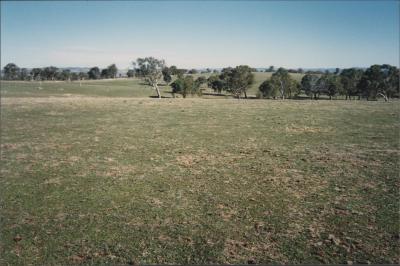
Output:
149,95,173,99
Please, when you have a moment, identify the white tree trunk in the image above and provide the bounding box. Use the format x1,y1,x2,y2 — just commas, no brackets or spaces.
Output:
154,84,161,98
279,79,285,100
377,92,388,102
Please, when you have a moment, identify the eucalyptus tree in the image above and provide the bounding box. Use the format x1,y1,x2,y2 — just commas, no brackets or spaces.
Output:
340,68,363,100
19,68,30,81
43,66,58,80
88,67,101,80
270,68,292,100
3,63,20,80
101,68,109,79
31,68,43,81
358,64,398,101
135,57,166,98
286,78,301,99
259,80,278,98
59,69,71,81
107,64,118,78
207,75,225,94
325,74,343,100
220,65,254,99
301,74,320,99
171,75,201,98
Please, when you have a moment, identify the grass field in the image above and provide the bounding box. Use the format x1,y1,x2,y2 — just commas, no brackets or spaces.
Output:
0,80,399,264
0,72,304,99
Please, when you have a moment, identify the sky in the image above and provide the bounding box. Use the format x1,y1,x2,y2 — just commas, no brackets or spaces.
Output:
1,1,399,69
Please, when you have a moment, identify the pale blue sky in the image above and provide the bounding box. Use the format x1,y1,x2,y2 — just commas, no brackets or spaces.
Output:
1,1,399,69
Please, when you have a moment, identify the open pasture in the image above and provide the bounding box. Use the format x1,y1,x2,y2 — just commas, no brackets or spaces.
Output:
0,89,398,264
0,72,304,99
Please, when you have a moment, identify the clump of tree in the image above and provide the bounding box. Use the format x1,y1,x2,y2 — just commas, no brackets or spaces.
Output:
88,67,101,80
3,63,21,80
318,73,343,100
340,68,364,100
207,75,225,94
18,68,30,81
358,64,399,101
223,65,254,98
170,76,204,98
42,66,58,81
31,68,43,81
297,64,398,101
99,64,118,79
206,65,254,98
58,69,71,81
259,68,299,99
300,73,320,99
259,69,300,99
300,73,344,100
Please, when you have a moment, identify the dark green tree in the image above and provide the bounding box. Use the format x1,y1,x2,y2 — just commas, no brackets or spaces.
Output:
324,74,343,99
88,67,101,80
220,65,254,99
43,66,58,80
301,74,320,99
207,75,225,94
127,69,135,78
171,76,201,98
259,80,279,98
19,68,30,81
107,64,118,78
168,66,178,75
358,64,398,101
162,67,172,84
59,69,71,81
340,68,364,100
31,68,43,81
3,63,20,80
101,68,109,79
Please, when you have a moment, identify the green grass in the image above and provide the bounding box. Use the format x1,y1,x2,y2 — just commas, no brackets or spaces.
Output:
0,79,156,98
0,81,399,264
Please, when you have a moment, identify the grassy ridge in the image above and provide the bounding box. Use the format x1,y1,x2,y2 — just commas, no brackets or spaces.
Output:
0,96,398,264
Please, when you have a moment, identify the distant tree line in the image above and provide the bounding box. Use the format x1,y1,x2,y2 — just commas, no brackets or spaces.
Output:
1,63,118,81
2,60,399,100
